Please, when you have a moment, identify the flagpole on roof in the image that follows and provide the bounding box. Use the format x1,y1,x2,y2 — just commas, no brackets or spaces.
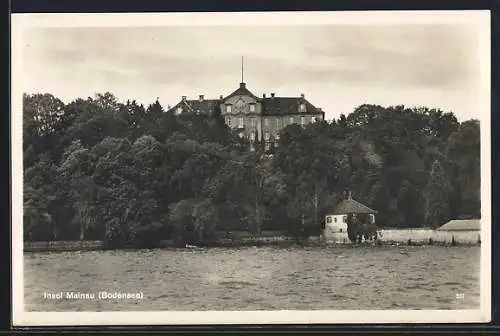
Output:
241,55,244,83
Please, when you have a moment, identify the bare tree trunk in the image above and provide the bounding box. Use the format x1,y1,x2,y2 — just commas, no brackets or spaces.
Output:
254,173,264,237
314,184,319,228
78,209,85,240
255,195,261,236
80,220,85,240
52,220,58,240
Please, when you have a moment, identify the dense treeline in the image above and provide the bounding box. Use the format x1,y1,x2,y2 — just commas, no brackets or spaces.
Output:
23,92,480,247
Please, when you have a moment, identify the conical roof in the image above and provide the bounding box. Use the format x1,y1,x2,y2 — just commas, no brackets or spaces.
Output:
331,195,377,214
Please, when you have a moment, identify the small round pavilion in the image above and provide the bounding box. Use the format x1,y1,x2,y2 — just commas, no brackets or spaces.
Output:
323,192,377,243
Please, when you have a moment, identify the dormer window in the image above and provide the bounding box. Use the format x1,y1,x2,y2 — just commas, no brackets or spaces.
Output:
299,103,307,113
249,104,256,112
226,105,232,113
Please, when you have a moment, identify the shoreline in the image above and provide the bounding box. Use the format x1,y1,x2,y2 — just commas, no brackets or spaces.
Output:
23,237,480,253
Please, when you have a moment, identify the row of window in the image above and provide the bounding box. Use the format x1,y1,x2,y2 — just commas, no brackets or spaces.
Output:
239,132,280,141
326,216,348,224
225,116,314,128
326,214,376,224
226,104,256,113
225,103,306,113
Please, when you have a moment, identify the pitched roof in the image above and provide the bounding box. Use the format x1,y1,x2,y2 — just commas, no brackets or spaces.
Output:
260,97,323,116
168,99,219,114
167,82,325,116
330,197,377,214
436,219,481,231
224,82,260,100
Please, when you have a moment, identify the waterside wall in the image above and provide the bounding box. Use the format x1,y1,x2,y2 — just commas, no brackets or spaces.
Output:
322,228,481,245
24,240,105,252
23,229,481,252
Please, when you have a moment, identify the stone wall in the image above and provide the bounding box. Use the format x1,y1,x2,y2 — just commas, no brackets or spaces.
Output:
24,240,105,252
321,227,481,245
378,229,481,244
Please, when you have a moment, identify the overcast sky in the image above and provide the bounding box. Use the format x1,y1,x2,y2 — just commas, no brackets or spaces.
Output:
21,24,482,121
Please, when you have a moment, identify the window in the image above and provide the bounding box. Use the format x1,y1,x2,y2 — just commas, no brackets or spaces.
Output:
299,103,306,112
339,228,343,233
343,216,347,223
249,104,255,112
276,119,282,128
250,144,255,152
176,107,182,115
251,118,256,128
289,117,294,124
265,142,270,151
225,116,232,126
238,132,244,138
275,134,280,140
264,118,269,127
300,116,305,125
250,132,256,141
264,132,270,141
326,217,332,224
334,217,337,223
274,141,279,148
226,105,232,113
238,117,244,128
196,109,201,115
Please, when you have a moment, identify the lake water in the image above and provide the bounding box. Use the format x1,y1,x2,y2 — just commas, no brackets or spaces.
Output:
24,245,480,311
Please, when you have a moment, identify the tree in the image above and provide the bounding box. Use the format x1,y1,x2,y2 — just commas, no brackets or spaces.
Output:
23,153,59,240
425,160,451,228
57,140,98,240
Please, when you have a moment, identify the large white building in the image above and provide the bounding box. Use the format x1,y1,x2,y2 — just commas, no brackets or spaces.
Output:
167,81,325,151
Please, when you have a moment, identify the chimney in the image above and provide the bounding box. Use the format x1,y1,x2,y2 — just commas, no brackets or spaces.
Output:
199,95,204,102
263,93,266,98
219,95,224,100
240,82,246,88
300,93,305,99
182,96,187,101
271,93,275,98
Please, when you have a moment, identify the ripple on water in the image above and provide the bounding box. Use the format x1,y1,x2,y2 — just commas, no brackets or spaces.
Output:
24,246,481,311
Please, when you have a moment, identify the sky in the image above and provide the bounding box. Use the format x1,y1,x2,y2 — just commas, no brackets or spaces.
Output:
21,22,484,121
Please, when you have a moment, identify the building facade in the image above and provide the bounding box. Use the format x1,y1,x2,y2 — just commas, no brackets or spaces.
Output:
167,82,325,150
323,194,377,243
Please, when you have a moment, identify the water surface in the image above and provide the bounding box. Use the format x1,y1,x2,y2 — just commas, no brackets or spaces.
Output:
24,245,480,311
